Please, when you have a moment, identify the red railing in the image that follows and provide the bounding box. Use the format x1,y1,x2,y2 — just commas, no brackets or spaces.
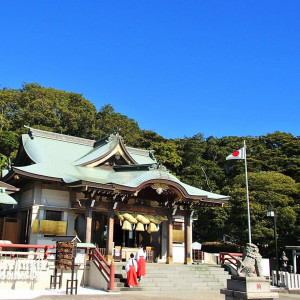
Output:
0,243,56,260
219,252,242,268
89,248,115,290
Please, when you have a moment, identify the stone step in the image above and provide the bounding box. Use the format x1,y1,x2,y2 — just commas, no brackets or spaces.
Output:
144,270,227,276
137,277,220,283
116,275,220,283
114,263,219,269
115,270,227,277
115,270,225,278
138,280,223,288
113,263,230,292
114,283,224,292
115,265,225,272
115,287,144,291
115,285,220,292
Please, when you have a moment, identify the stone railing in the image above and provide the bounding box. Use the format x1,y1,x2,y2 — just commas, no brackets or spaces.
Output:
272,270,300,290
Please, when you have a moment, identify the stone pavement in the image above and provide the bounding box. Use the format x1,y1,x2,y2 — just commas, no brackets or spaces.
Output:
1,287,300,300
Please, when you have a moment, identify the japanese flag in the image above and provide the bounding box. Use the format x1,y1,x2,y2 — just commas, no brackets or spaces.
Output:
226,147,245,160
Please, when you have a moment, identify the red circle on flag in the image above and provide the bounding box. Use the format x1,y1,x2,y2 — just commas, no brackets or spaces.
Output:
232,151,240,157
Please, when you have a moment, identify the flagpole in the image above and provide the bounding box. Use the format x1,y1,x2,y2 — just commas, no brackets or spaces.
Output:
244,140,252,244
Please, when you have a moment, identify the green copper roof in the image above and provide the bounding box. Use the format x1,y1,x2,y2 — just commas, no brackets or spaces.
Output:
22,128,155,166
22,133,92,164
12,127,229,202
0,188,17,205
74,137,119,165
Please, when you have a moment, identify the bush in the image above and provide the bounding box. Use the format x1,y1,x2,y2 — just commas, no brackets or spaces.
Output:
201,241,243,253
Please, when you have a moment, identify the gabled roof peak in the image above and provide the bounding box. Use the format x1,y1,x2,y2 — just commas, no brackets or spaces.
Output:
93,131,123,148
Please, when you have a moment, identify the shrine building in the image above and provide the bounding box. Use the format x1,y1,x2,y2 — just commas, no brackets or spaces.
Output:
1,127,229,263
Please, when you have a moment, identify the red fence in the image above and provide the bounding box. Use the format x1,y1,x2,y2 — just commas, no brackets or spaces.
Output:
219,252,242,269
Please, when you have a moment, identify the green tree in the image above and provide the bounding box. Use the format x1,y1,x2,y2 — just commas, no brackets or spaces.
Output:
150,140,182,172
59,92,97,138
136,130,166,149
0,88,20,131
222,172,299,255
95,104,142,146
178,134,226,191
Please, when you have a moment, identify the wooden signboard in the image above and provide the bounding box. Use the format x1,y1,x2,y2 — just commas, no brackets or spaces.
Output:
55,241,77,271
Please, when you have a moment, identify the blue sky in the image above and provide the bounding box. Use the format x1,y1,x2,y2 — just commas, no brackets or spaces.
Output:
1,1,299,139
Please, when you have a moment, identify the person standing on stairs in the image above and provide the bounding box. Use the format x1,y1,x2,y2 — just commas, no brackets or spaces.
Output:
125,253,138,288
135,244,146,281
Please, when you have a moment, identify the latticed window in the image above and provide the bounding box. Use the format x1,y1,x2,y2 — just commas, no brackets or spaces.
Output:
45,210,62,221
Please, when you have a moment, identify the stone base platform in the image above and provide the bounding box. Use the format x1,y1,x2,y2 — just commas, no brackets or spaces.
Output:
220,276,279,300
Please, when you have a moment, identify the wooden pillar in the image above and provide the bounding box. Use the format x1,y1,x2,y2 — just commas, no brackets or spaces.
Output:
184,211,192,264
122,230,126,247
166,213,173,264
134,230,137,248
67,190,76,236
85,203,93,243
106,208,115,262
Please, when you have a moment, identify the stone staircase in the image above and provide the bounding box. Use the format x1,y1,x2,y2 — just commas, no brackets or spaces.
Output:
113,263,230,292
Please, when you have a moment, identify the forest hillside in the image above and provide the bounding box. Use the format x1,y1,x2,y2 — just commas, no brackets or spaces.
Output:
1,83,299,256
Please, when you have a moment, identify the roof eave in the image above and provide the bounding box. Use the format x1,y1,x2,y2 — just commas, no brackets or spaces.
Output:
66,178,229,204
6,167,63,183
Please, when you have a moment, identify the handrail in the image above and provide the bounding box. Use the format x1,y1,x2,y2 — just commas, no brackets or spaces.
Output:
92,248,110,276
89,248,115,290
0,243,56,260
219,252,242,268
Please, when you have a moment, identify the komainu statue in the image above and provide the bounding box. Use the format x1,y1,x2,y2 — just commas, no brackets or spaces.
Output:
237,243,263,277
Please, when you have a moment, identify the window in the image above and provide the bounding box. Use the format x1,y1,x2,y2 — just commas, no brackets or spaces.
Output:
45,210,62,221
173,221,182,230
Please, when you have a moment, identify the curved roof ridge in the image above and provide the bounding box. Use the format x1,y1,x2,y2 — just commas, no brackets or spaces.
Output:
24,126,95,146
179,182,229,200
125,168,180,187
127,147,154,154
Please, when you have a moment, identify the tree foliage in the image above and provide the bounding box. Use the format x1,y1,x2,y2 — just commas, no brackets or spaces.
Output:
95,104,142,144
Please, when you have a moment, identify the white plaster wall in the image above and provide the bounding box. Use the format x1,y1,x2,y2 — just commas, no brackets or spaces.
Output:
20,190,33,208
173,243,185,263
261,258,270,277
87,261,109,290
29,205,40,245
203,252,218,264
67,211,75,236
41,189,69,208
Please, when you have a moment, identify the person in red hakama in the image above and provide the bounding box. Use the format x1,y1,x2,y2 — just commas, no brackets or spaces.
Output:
135,244,146,281
125,253,138,288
